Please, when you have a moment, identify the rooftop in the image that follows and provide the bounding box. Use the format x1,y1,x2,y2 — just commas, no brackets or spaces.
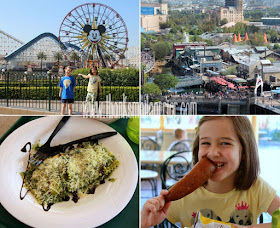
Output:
196,51,216,57
221,22,236,28
261,60,272,65
255,46,270,52
234,55,260,66
188,46,220,50
263,66,280,73
174,42,207,46
200,32,233,40
226,48,256,55
262,17,280,20
259,51,280,58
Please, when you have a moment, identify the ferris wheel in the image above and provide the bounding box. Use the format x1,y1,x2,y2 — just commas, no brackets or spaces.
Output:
59,3,129,68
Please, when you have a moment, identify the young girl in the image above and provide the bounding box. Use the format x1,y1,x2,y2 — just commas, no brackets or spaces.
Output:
78,66,102,109
141,116,280,228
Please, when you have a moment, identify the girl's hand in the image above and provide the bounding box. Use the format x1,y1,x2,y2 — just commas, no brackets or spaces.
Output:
141,190,171,228
78,73,82,76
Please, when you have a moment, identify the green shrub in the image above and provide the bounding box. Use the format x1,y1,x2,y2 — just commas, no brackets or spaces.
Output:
72,67,139,86
142,83,161,96
0,86,139,101
0,69,139,101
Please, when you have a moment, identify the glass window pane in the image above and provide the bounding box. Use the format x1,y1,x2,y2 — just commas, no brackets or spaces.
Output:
140,116,161,129
164,116,201,130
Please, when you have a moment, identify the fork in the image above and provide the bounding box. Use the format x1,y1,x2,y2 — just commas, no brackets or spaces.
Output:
28,116,70,166
30,131,117,167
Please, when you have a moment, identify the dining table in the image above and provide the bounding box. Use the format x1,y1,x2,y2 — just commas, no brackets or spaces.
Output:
141,150,193,165
0,117,139,228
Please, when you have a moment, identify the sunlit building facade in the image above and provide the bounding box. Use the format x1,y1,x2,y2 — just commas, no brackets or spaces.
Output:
220,0,244,23
141,3,168,33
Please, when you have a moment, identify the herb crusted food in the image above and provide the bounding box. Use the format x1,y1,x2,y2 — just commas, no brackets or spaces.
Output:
21,142,119,211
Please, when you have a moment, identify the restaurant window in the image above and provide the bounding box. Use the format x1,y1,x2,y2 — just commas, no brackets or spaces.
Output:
164,116,201,130
140,116,201,130
141,116,161,129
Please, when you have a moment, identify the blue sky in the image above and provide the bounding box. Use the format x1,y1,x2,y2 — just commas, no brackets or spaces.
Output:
0,0,139,48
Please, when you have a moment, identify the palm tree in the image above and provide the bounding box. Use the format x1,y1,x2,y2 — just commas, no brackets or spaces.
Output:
37,52,47,71
54,52,63,66
70,52,79,67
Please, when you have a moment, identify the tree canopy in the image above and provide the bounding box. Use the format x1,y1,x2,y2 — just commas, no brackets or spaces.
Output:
142,83,161,96
221,18,228,26
153,74,178,92
221,66,237,76
153,41,172,60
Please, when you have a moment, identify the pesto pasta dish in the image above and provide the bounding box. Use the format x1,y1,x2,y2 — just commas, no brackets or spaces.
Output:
20,142,119,211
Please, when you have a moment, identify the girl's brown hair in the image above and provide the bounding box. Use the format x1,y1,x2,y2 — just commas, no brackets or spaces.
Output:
192,116,260,190
89,66,98,75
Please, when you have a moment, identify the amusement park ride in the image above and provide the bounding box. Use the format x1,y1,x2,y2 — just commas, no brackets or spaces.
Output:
58,3,129,68
141,49,155,73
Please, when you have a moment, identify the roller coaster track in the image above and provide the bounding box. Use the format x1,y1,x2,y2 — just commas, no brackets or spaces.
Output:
0,29,24,57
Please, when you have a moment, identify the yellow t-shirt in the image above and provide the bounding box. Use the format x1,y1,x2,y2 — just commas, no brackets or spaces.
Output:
166,177,276,227
87,75,101,93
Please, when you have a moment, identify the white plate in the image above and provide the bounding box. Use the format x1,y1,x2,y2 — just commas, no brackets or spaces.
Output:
0,116,138,228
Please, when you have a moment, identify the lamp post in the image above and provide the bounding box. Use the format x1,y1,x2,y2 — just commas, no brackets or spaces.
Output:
270,84,273,107
47,70,52,112
1,69,5,81
218,96,222,114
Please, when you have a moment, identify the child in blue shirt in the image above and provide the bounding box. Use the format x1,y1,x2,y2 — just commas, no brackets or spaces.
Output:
59,66,76,115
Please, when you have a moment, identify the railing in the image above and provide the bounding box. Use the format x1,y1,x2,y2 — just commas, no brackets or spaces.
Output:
0,71,139,113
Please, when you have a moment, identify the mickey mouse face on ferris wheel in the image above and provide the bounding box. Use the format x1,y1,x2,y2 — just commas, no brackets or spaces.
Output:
83,24,106,45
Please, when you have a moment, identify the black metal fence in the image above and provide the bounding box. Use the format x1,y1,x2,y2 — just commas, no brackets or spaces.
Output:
0,71,139,113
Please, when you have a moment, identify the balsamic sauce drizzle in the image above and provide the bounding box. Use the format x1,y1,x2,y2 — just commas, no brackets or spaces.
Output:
20,142,32,200
42,203,53,211
21,142,31,153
